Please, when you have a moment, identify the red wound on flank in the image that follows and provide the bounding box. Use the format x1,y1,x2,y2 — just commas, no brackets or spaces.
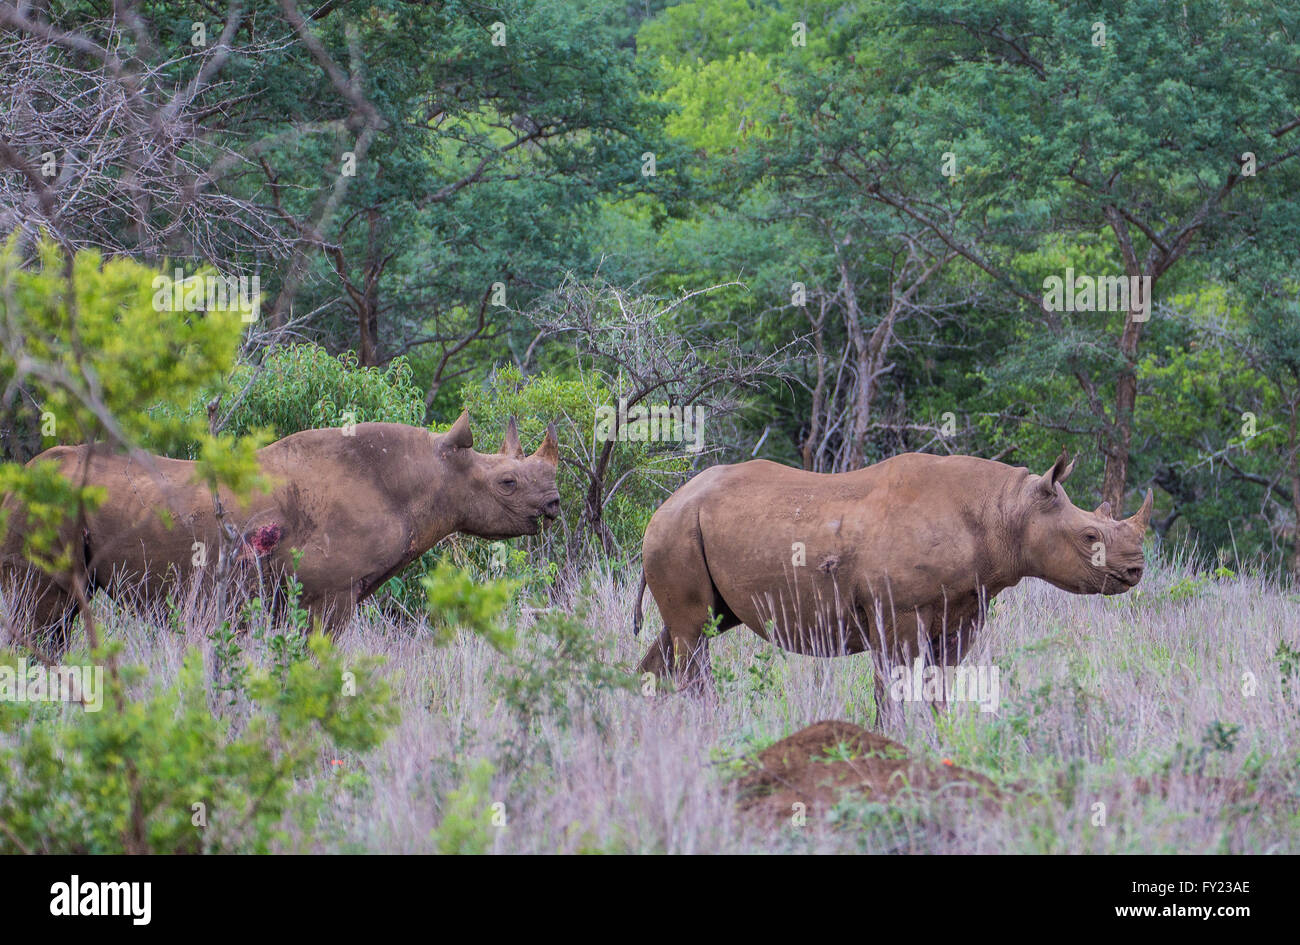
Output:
240,523,283,560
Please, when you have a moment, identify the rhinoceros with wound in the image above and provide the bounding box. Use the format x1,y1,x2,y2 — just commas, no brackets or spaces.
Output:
2,412,560,655
633,450,1151,699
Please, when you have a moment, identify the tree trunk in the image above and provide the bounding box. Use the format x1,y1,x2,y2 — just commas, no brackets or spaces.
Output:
802,298,827,471
845,301,897,471
839,264,874,471
1100,277,1152,512
585,436,617,556
358,208,383,365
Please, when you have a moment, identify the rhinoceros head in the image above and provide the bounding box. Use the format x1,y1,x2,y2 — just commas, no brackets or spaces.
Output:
1020,450,1151,596
440,411,561,539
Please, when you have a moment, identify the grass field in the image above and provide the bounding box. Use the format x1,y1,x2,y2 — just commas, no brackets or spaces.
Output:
4,550,1298,854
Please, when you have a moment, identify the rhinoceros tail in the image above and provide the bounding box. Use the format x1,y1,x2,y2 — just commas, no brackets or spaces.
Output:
631,570,647,636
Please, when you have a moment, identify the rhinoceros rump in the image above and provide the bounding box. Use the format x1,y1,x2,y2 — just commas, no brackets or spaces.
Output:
2,412,560,655
633,450,1151,700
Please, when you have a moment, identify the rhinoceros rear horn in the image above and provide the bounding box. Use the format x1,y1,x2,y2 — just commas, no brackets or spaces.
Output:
1127,488,1154,531
446,410,473,450
500,417,524,458
1094,501,1113,519
533,423,559,466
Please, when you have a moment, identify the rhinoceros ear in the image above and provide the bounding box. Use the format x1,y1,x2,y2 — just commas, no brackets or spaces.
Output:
1039,449,1074,495
1127,488,1154,531
1095,501,1113,519
445,410,474,450
499,417,524,458
533,423,559,466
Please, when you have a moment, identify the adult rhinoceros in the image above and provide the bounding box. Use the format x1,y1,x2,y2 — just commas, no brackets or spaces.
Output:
2,412,560,655
633,450,1151,699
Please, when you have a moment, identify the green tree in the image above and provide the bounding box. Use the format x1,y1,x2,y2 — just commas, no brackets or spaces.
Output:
824,0,1300,510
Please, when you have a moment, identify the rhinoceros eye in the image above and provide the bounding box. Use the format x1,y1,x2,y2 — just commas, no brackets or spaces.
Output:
499,476,518,494
1084,530,1100,544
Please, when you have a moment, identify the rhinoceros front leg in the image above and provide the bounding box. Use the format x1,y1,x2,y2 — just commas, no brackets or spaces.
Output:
280,529,406,636
929,591,988,670
868,606,925,725
868,603,970,721
874,594,987,719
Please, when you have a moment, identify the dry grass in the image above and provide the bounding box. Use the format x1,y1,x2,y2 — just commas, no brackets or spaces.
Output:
7,552,1299,854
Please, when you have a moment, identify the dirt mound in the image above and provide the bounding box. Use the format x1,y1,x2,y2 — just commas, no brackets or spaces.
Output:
736,720,1002,827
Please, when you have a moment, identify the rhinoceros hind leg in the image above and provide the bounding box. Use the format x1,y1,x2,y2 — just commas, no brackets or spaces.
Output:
636,626,673,678
636,621,720,697
636,597,737,698
638,509,742,697
637,619,728,696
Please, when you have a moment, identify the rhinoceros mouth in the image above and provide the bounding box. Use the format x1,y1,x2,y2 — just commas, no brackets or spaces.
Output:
1099,572,1141,594
478,515,551,540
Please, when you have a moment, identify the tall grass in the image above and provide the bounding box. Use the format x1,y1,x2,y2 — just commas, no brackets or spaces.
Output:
4,551,1297,853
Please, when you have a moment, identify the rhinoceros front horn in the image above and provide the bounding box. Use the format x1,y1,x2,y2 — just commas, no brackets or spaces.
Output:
499,417,524,458
1127,488,1154,531
533,423,559,466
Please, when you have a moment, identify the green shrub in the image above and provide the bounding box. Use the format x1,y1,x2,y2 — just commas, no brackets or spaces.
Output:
0,246,402,855
490,582,637,765
0,240,258,562
165,344,426,446
431,759,499,855
422,562,519,651
0,636,396,853
0,239,248,456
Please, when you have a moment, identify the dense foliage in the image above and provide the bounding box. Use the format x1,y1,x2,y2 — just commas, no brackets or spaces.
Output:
2,0,1298,576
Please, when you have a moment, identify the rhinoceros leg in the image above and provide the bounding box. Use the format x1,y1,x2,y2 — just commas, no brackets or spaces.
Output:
637,613,713,695
636,627,673,677
868,604,969,721
5,568,81,660
637,610,737,697
872,594,988,720
929,593,984,669
637,561,738,697
637,497,746,696
867,606,924,725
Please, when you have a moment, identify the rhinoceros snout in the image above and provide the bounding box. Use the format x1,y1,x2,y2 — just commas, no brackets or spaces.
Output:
542,496,561,519
1123,564,1143,585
